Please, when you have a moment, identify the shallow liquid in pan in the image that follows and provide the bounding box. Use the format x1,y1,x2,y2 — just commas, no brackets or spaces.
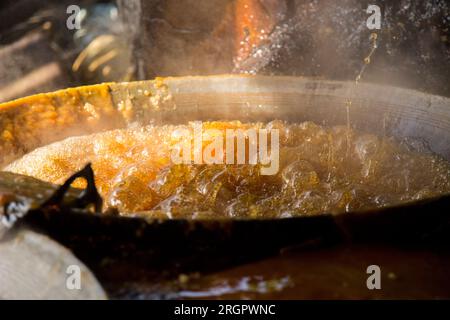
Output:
4,119,450,218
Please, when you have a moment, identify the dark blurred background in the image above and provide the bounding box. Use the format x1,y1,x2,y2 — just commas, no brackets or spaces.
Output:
0,0,449,102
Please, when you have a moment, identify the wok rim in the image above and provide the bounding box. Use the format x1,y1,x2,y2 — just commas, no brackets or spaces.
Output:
1,75,450,223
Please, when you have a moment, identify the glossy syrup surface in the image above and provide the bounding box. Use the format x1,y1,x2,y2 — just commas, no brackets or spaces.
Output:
4,120,450,218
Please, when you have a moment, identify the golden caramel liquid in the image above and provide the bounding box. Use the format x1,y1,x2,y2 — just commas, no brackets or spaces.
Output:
4,120,450,218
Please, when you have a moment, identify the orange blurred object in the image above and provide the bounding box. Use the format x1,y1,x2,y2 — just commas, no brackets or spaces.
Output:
234,0,278,65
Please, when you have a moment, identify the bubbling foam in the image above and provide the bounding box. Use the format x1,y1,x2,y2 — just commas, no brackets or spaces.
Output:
4,120,450,218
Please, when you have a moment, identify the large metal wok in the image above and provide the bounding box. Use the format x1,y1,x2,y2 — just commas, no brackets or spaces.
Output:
1,75,450,298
